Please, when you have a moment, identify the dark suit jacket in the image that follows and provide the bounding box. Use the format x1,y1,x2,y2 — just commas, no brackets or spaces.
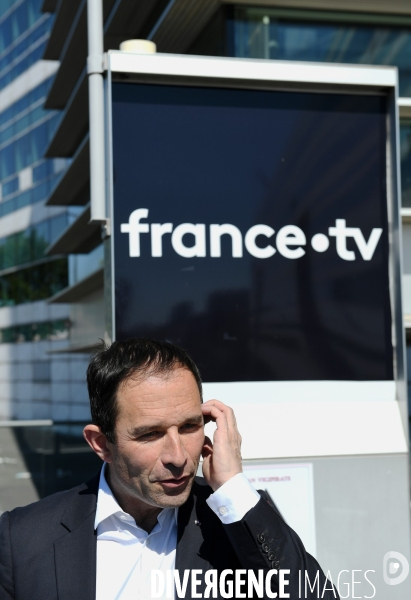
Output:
0,474,338,600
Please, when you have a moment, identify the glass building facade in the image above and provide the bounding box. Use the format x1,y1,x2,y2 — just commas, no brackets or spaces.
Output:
232,8,411,208
0,3,96,513
0,0,52,88
0,79,61,212
232,8,411,95
190,6,411,208
0,1,68,310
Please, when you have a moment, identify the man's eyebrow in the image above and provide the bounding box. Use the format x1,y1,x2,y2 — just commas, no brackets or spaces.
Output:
129,425,158,437
183,414,204,425
129,414,203,437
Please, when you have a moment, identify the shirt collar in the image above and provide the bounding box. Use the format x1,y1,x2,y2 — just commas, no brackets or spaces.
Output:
94,463,178,530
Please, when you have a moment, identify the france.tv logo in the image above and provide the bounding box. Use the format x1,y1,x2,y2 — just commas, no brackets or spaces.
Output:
383,552,409,586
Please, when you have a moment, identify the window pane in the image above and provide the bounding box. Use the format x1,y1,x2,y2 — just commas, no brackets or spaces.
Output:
2,235,16,269
232,9,411,96
2,176,18,197
401,121,411,207
0,318,70,345
50,214,68,242
0,259,68,307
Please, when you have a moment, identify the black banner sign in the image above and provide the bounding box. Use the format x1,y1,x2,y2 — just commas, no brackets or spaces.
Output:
111,82,392,382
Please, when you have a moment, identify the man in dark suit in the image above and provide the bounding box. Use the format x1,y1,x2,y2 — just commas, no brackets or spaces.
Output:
0,339,338,600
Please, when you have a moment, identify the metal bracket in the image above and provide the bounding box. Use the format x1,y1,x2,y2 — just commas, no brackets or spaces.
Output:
87,54,104,75
101,218,111,238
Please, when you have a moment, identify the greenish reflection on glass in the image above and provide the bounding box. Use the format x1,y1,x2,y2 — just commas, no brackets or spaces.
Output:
0,318,69,343
0,213,69,270
0,257,68,307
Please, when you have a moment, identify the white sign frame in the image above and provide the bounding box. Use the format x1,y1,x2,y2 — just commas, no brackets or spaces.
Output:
104,51,407,459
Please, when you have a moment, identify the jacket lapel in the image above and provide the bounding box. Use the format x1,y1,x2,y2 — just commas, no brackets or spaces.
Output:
54,474,99,600
53,475,214,600
175,485,213,599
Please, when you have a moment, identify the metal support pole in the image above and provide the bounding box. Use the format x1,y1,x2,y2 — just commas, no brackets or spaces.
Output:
87,0,106,223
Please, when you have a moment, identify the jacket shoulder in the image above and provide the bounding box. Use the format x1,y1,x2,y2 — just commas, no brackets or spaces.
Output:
4,471,100,530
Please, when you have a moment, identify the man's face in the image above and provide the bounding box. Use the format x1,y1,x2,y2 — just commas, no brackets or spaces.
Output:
105,367,204,515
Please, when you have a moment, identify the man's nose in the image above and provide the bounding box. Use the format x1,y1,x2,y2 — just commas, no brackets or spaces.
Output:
161,431,187,469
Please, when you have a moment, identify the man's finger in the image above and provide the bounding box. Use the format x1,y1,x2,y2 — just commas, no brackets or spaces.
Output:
201,403,229,431
202,401,239,436
202,400,237,428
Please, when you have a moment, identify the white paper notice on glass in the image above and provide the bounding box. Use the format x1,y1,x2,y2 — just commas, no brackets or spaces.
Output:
243,463,316,558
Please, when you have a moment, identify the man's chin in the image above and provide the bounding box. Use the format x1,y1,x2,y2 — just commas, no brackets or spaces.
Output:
155,476,194,505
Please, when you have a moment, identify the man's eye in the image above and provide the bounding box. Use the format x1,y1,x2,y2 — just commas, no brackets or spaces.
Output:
181,423,198,431
139,431,159,440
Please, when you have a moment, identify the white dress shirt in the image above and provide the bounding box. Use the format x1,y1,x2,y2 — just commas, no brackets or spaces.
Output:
95,464,260,600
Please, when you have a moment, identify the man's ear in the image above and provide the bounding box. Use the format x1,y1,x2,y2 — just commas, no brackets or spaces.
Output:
83,424,113,462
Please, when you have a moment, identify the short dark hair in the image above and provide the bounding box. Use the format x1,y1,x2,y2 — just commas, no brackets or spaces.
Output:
87,338,202,443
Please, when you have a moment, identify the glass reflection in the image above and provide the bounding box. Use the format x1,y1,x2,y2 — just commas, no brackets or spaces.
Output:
401,121,411,207
0,318,70,343
0,258,68,306
0,213,69,270
233,8,411,96
0,422,100,510
0,0,53,89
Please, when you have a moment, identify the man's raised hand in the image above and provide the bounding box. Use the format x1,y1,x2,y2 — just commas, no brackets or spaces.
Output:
201,399,242,491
